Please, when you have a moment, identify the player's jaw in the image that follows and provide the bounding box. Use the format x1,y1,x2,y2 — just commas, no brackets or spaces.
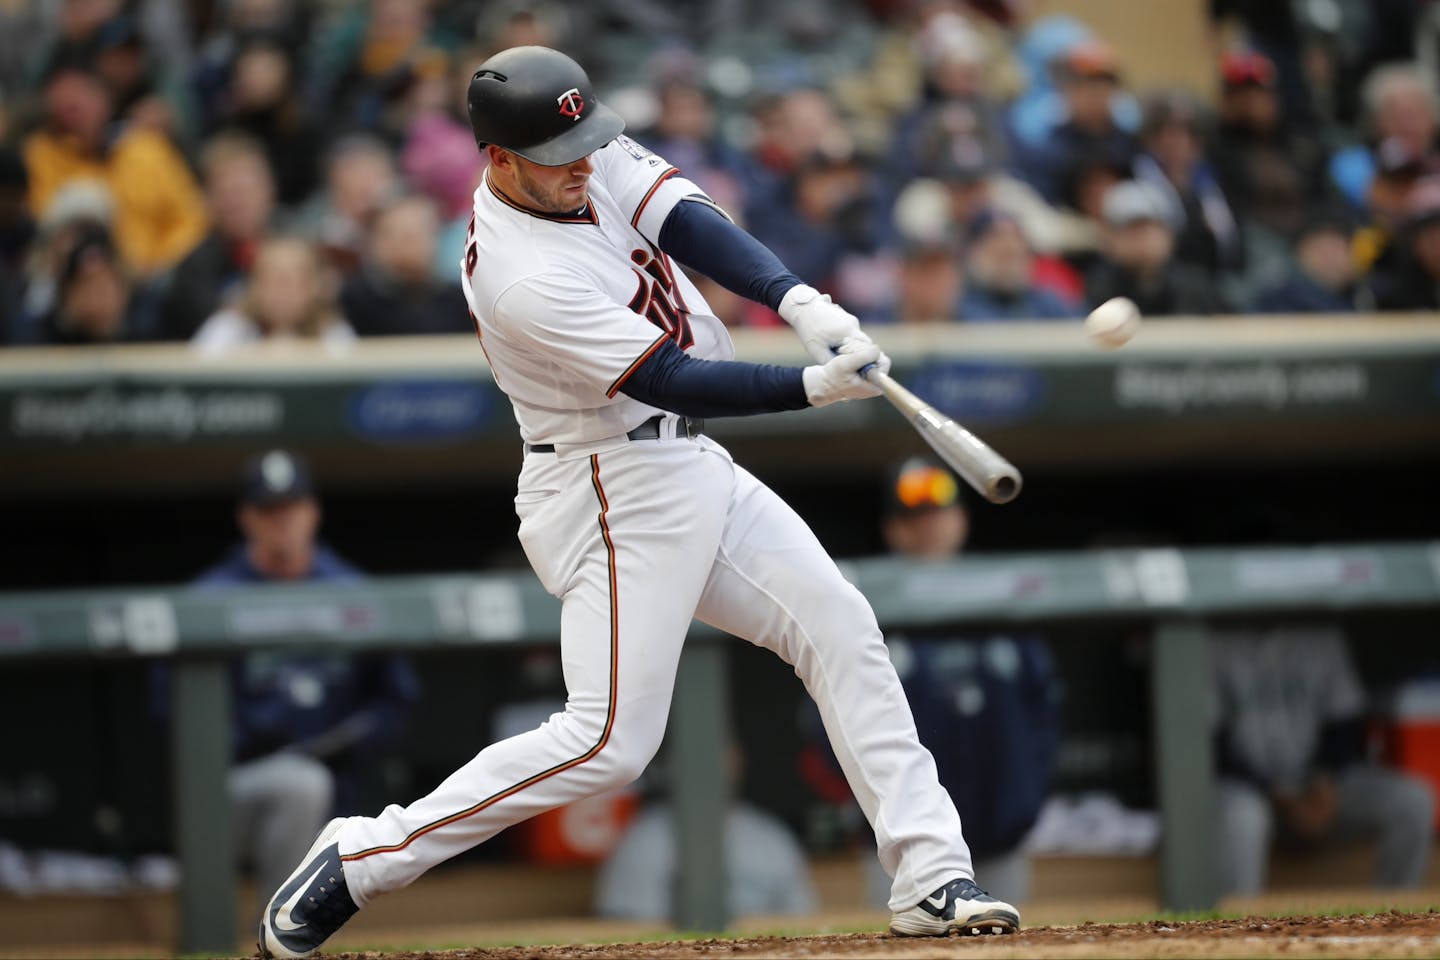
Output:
511,154,593,214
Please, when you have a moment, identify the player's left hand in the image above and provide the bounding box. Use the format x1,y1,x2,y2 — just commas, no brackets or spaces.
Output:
779,283,872,365
802,339,886,407
845,336,892,378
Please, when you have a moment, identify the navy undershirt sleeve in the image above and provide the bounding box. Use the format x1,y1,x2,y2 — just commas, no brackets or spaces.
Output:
620,338,808,417
657,199,804,310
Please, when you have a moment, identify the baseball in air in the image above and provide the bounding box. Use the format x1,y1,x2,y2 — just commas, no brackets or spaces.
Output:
1084,296,1141,348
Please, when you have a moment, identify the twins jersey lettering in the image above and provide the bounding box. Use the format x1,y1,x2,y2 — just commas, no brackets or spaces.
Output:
460,135,732,447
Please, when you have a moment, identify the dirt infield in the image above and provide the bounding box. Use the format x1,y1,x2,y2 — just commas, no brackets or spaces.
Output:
321,911,1440,960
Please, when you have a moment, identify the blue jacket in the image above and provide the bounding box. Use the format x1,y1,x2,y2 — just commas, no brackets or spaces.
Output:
157,544,421,769
803,630,1061,860
1250,272,1361,314
960,284,1082,322
890,632,1062,859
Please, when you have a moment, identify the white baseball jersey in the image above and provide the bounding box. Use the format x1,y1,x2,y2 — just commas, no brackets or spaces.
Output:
460,135,734,446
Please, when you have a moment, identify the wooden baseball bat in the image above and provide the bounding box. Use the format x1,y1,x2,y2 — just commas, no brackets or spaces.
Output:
867,369,1023,504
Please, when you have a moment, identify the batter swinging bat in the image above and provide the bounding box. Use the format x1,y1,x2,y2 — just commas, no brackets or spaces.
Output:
866,369,1023,505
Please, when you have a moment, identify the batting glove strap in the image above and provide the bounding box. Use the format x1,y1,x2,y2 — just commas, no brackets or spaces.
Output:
779,283,871,365
802,340,884,407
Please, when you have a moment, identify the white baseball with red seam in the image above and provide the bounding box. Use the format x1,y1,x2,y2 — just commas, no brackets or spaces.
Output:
1084,296,1141,348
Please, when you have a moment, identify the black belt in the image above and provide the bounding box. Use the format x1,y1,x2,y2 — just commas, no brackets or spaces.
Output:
525,415,705,454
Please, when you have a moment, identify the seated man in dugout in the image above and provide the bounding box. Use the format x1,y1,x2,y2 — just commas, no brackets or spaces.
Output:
1211,624,1435,895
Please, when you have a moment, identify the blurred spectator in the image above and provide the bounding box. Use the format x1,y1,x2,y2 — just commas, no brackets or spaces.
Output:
398,58,486,284
1329,64,1440,211
209,34,325,207
470,3,569,59
742,87,852,222
1085,180,1230,316
635,74,749,206
959,211,1081,321
305,0,458,134
892,11,1010,188
192,236,354,354
1208,0,1314,129
298,133,399,276
168,449,420,912
1213,51,1325,244
1009,16,1107,151
33,221,157,345
1212,624,1434,896
1059,142,1134,227
931,141,997,234
1027,40,1139,206
1133,92,1242,277
803,458,1060,907
160,133,278,341
885,239,963,325
0,0,43,94
1368,176,1440,310
22,62,208,278
89,14,198,145
1251,214,1371,313
1353,136,1432,277
894,138,1096,281
12,180,115,341
595,741,817,922
747,145,886,306
338,194,471,336
23,0,195,95
590,0,746,49
191,0,313,122
0,151,34,342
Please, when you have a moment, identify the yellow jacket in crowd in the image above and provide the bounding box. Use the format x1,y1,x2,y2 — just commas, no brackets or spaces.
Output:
23,126,209,277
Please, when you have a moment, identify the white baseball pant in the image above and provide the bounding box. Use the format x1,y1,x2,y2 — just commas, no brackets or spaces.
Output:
335,432,973,910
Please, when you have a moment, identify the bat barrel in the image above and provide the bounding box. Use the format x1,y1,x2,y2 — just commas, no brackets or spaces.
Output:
872,370,1023,505
991,473,1021,503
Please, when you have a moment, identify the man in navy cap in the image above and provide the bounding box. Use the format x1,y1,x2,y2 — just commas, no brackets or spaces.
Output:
191,450,420,915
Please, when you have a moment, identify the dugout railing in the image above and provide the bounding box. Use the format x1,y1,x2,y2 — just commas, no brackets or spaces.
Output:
2,543,1438,952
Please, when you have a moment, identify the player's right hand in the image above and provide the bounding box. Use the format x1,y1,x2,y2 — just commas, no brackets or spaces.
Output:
802,339,886,407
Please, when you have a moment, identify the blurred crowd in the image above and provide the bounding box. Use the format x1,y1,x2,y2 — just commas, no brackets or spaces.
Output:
3,0,1440,350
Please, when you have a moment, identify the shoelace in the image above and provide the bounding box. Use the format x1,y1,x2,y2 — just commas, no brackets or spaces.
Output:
949,877,993,902
299,871,358,934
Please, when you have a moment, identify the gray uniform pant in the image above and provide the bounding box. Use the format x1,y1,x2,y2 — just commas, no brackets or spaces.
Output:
1217,766,1435,895
230,753,334,910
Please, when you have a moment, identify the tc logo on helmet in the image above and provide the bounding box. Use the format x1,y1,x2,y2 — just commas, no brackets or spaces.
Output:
556,87,585,121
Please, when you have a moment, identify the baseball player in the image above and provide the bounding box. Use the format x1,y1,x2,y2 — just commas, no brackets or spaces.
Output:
260,46,1019,958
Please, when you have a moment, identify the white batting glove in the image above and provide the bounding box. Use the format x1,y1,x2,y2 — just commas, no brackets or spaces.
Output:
779,283,872,365
802,339,886,407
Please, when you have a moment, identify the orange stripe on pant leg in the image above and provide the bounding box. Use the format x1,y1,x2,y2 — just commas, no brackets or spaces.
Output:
342,455,620,862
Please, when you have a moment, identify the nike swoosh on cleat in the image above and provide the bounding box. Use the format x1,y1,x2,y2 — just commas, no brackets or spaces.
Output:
273,864,326,933
926,892,948,910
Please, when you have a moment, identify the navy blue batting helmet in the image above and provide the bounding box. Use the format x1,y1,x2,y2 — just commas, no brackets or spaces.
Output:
467,46,625,166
